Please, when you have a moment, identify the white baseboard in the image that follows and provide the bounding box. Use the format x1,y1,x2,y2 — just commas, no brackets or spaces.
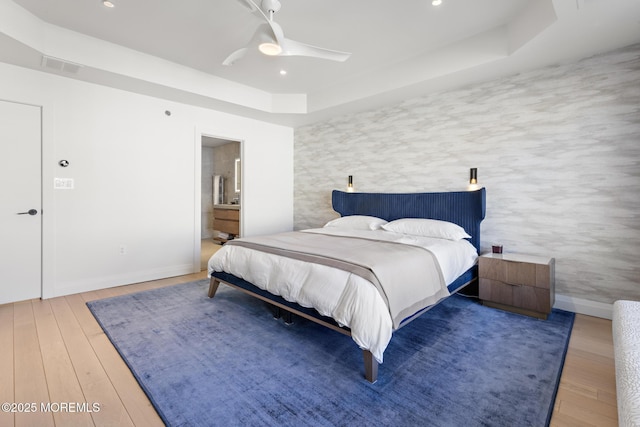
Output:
554,294,613,320
47,264,196,299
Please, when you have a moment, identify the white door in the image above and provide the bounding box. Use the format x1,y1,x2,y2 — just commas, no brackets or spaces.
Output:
0,100,42,304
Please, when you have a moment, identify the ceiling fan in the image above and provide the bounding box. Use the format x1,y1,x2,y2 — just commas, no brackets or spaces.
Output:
223,0,351,66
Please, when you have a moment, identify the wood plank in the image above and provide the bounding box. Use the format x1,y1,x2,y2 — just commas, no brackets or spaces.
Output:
13,300,55,427
550,314,617,426
560,353,616,392
48,296,135,427
554,397,618,427
89,288,118,301
596,389,617,408
31,299,93,427
557,380,598,401
551,410,606,427
555,383,618,421
569,316,614,359
0,304,14,427
65,293,164,426
79,290,104,303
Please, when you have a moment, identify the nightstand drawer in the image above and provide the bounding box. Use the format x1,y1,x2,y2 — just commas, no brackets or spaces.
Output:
479,256,552,289
479,278,552,314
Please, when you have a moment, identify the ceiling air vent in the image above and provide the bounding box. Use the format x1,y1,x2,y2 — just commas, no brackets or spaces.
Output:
41,55,83,74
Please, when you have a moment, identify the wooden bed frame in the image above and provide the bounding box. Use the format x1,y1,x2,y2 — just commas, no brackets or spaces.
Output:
208,188,486,383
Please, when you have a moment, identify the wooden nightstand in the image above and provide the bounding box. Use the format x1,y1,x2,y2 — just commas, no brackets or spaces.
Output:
479,253,555,319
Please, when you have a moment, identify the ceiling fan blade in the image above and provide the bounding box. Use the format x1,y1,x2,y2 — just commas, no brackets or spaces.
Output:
222,22,277,65
266,20,285,45
279,38,351,62
222,47,248,66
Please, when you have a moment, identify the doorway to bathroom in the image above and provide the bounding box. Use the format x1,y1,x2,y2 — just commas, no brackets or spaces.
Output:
200,136,241,271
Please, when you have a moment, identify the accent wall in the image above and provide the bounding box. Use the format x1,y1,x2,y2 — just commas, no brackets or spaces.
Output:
294,44,640,312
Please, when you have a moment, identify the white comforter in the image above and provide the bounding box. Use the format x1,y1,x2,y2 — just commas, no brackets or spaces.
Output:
208,228,478,363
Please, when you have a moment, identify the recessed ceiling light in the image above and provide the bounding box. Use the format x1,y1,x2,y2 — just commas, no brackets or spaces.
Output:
102,1,115,8
279,70,287,76
432,0,442,5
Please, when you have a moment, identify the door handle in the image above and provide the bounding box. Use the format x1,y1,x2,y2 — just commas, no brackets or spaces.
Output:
17,209,38,216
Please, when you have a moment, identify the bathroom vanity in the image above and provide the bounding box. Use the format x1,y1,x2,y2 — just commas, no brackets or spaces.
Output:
213,205,240,243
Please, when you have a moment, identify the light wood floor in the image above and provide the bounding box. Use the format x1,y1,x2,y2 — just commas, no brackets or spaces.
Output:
0,272,617,426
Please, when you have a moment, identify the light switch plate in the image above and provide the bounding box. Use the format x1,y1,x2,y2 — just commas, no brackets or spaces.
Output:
54,177,74,189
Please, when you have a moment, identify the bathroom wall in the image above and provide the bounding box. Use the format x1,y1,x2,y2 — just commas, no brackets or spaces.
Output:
213,142,241,204
201,141,240,238
201,146,215,238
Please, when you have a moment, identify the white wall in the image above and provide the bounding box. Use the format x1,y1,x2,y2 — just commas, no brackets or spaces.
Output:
0,62,293,299
294,44,640,317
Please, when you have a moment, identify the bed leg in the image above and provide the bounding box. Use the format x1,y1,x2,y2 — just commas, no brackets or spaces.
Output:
363,350,378,383
208,279,221,298
283,310,293,325
273,306,282,319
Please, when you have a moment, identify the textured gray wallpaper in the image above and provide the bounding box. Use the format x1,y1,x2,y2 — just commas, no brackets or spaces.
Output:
294,44,640,304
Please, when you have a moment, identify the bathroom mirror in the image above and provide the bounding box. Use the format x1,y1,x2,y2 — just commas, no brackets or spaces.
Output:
234,158,241,193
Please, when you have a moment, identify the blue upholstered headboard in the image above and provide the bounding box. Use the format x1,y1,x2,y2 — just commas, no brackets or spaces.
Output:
332,188,486,253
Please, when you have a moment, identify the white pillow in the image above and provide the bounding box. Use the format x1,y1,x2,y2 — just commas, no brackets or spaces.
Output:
323,215,388,231
382,218,471,240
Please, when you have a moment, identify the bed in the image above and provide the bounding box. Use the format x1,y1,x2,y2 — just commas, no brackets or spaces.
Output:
207,188,486,382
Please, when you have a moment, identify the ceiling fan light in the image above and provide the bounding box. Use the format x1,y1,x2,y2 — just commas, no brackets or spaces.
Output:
259,42,282,56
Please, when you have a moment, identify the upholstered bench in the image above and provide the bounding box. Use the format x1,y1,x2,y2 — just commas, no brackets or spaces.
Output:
613,300,640,427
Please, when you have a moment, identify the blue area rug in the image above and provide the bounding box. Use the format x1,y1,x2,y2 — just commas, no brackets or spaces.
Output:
87,279,574,427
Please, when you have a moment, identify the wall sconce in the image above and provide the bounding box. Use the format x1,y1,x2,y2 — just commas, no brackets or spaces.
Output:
468,168,479,191
347,175,354,192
